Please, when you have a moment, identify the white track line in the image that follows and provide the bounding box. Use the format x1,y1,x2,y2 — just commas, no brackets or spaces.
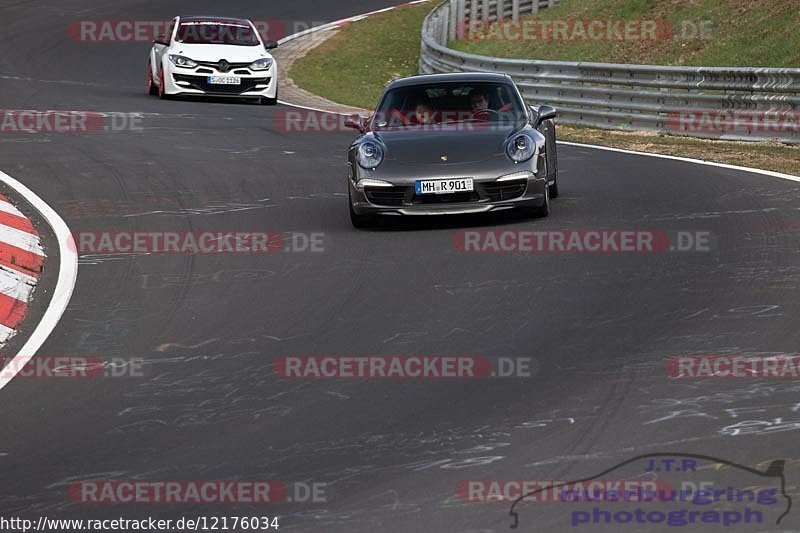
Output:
558,141,800,182
0,170,78,392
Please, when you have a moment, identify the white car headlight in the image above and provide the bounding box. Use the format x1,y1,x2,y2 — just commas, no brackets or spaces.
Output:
506,133,536,163
249,58,273,71
169,55,197,68
356,142,384,169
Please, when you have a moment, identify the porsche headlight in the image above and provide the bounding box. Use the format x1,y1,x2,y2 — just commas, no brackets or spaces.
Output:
169,55,197,68
506,133,536,163
249,58,274,71
356,142,384,169
357,178,393,188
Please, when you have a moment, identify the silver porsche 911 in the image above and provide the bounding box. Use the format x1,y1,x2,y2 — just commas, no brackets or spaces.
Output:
345,72,558,228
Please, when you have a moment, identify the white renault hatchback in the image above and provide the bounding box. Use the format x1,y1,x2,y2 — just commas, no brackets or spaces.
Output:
147,16,279,104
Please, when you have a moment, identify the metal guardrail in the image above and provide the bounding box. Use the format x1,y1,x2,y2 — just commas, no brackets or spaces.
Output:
419,0,800,143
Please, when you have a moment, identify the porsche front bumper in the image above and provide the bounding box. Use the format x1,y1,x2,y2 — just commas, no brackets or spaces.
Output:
349,172,548,216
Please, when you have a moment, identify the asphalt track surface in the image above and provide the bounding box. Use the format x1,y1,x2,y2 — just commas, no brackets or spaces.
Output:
2,0,800,532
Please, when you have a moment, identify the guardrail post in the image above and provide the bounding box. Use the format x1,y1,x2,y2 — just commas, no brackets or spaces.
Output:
457,0,466,38
497,0,504,21
439,6,450,46
448,0,457,42
454,0,461,39
482,0,490,21
532,0,539,15
470,0,479,24
512,0,520,20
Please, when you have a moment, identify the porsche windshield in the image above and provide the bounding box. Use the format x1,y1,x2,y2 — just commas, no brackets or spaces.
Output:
373,82,528,129
176,22,261,46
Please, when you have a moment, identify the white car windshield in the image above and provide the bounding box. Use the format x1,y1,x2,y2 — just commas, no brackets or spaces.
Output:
176,22,261,46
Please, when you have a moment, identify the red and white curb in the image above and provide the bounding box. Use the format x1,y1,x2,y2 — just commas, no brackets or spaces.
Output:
0,170,78,391
0,192,44,344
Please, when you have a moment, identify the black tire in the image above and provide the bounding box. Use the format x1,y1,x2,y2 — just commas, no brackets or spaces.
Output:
537,183,551,218
548,177,559,199
147,62,159,96
545,120,559,198
157,68,169,100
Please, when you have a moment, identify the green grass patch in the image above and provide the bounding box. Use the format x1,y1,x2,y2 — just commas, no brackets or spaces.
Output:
450,0,800,67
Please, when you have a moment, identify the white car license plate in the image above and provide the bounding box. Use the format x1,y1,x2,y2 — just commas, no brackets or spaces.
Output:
207,76,240,85
415,178,474,195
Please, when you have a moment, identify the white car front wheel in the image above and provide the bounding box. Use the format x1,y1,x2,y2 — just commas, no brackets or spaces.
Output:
147,62,158,96
157,68,169,100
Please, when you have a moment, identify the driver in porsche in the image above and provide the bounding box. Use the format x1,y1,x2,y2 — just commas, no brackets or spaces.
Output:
469,90,491,118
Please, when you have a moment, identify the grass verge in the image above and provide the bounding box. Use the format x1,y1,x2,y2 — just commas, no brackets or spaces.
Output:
450,0,800,67
290,1,800,176
289,2,433,110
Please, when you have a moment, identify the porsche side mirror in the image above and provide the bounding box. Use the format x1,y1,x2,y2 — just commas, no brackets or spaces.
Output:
344,114,366,133
264,40,279,50
531,105,557,127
